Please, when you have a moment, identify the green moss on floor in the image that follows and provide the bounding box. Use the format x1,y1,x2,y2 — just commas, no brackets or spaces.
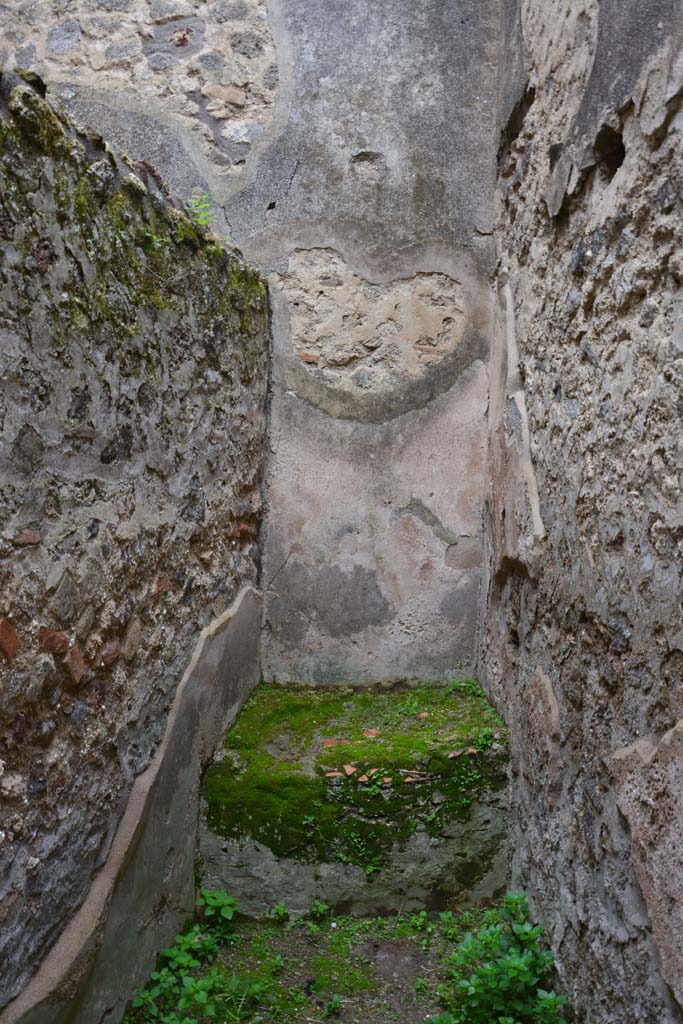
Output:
203,681,507,873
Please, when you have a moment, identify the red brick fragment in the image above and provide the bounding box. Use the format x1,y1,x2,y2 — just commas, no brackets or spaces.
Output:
322,738,349,749
64,644,87,684
99,639,121,667
38,627,70,655
12,529,41,546
0,618,21,661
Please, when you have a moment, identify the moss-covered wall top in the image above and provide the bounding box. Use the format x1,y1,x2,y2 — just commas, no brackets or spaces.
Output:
0,69,268,1009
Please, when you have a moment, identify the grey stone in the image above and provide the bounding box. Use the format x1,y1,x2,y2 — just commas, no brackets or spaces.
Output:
104,39,140,64
142,17,205,63
10,426,44,476
483,4,683,1022
45,20,80,55
200,791,508,918
49,573,82,627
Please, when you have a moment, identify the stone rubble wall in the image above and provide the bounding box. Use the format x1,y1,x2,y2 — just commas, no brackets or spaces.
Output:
1,587,262,1024
0,70,268,1011
0,0,277,193
482,2,683,1021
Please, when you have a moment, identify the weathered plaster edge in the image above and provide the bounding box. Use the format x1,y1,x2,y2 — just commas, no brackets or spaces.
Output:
502,279,545,542
0,585,262,1024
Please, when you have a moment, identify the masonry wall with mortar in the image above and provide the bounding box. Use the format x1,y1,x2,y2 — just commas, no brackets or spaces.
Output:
482,2,683,1022
0,0,507,684
0,0,277,192
0,71,268,1009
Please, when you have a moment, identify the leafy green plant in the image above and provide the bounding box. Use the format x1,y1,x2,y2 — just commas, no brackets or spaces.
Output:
431,892,567,1024
414,977,429,996
410,909,435,949
439,911,461,942
310,899,330,921
216,973,267,1022
269,953,284,974
188,192,213,228
271,899,290,923
446,678,483,698
472,726,496,751
197,888,238,934
410,910,429,931
324,993,342,1017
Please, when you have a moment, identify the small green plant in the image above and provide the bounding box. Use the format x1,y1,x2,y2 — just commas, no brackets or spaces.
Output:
142,228,168,252
310,899,330,920
410,910,429,931
197,888,238,922
324,993,342,1017
410,909,435,949
439,911,461,942
414,977,429,996
269,953,285,974
129,921,223,1022
188,192,213,228
446,678,482,697
196,888,238,941
271,899,290,923
472,726,496,751
431,892,567,1024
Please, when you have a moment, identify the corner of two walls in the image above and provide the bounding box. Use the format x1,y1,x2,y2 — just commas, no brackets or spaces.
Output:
0,0,504,689
1,0,503,1019
482,1,683,1022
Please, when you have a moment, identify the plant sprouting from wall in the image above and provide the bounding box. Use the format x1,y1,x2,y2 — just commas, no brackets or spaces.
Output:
188,192,214,229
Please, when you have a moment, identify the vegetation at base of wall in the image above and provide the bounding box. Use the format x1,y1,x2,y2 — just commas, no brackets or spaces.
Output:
123,890,568,1024
426,893,568,1024
202,681,508,873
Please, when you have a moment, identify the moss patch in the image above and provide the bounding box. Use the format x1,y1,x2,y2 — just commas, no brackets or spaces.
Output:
203,681,507,873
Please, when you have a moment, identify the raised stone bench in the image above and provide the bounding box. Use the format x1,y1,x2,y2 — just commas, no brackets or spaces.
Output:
199,682,509,916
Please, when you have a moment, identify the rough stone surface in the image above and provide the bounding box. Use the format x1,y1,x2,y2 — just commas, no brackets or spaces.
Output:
227,0,500,682
1,586,262,1024
0,72,267,1011
482,3,683,1022
0,0,278,187
5,3,683,1023
200,800,509,919
0,0,503,683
